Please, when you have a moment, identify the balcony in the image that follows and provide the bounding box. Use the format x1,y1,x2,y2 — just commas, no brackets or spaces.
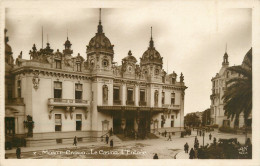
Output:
162,104,181,110
139,101,147,106
48,98,89,107
113,100,121,105
126,100,134,106
6,98,25,105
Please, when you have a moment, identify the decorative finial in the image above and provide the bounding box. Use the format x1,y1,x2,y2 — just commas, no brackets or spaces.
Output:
151,26,153,39
225,43,227,53
47,34,49,43
99,8,101,24
67,29,68,40
128,50,132,56
97,8,103,33
149,26,154,48
42,26,43,49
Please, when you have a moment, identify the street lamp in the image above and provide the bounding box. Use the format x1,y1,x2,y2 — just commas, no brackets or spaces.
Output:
202,130,205,147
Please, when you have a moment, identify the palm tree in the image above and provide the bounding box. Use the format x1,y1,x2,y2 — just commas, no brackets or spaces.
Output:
222,48,252,139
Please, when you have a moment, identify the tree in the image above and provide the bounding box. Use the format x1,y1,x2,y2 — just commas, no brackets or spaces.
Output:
184,113,201,127
202,108,211,126
222,48,252,139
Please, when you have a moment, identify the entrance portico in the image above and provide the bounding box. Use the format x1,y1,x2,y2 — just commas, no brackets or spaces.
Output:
97,106,165,139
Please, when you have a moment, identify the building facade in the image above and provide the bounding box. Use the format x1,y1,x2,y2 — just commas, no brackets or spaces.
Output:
5,10,187,147
210,50,245,128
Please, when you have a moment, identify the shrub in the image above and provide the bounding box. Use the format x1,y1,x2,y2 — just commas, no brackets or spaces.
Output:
219,126,237,133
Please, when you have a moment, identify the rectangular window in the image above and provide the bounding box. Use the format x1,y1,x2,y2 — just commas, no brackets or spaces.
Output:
76,63,81,72
127,88,133,101
171,115,174,119
140,89,145,102
75,83,83,100
171,120,174,127
76,114,82,131
55,114,62,132
162,76,165,83
162,92,165,104
17,80,21,98
54,82,62,99
161,120,164,128
113,86,120,101
55,60,61,69
171,93,175,105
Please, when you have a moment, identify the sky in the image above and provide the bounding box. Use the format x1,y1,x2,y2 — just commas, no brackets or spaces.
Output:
5,5,252,115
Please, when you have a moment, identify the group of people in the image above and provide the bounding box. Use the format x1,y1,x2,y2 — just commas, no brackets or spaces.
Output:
186,133,215,159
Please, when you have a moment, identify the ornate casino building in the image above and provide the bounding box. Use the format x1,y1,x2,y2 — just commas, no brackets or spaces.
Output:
5,9,187,147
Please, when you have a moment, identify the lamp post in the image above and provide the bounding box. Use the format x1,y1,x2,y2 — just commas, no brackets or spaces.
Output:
202,130,205,147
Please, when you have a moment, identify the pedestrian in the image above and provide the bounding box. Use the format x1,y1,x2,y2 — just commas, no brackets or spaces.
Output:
199,130,202,136
106,135,109,144
110,139,114,148
194,136,198,144
73,136,78,146
213,137,217,146
209,133,212,140
189,148,195,159
164,130,167,137
167,133,172,141
16,147,21,159
184,142,189,153
110,128,113,136
197,146,203,159
197,129,199,135
153,153,159,159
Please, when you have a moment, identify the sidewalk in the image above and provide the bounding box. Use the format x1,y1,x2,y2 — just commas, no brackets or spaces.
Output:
175,150,189,159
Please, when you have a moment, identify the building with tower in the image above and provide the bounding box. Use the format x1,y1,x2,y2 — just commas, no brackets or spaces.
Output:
5,9,187,147
210,47,251,128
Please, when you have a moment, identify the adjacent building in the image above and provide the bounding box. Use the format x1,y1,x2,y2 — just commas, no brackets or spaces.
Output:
5,9,187,147
210,49,250,128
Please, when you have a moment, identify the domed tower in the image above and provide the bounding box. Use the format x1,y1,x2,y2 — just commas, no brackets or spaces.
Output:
63,33,73,56
86,9,114,73
140,27,163,79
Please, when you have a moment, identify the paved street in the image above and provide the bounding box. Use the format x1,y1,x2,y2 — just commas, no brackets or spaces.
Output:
5,130,250,159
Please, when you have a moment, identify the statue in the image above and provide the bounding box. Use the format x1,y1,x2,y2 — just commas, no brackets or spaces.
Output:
154,91,158,106
180,72,184,83
103,85,108,103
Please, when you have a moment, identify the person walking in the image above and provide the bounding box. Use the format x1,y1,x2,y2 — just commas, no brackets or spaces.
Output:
209,133,212,140
106,135,109,144
153,153,159,159
189,148,195,159
16,147,21,159
73,136,78,146
184,142,189,153
109,128,113,136
167,133,172,141
213,137,217,146
110,139,114,148
164,130,167,137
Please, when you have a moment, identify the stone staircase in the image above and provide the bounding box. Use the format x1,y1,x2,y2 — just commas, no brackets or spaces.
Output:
109,135,123,146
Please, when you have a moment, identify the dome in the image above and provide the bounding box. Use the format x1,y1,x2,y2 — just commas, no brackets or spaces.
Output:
140,27,163,66
122,50,137,63
86,14,114,54
87,33,113,53
140,47,162,66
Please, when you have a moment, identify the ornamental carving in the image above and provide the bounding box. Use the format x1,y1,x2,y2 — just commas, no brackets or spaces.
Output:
32,73,40,90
